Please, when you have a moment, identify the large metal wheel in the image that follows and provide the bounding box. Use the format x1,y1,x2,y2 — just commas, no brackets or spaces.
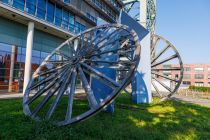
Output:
151,34,183,99
23,24,141,126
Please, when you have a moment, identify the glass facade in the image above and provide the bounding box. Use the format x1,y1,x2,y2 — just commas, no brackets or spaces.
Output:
75,22,86,34
0,43,25,92
37,0,46,19
46,1,55,22
13,0,25,10
91,0,117,21
0,43,60,92
55,5,62,26
26,0,36,15
0,0,86,34
62,9,69,30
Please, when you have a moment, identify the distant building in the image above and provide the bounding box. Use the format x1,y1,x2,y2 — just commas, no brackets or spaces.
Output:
162,64,210,88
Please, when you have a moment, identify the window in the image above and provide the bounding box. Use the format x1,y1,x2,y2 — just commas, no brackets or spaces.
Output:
32,50,41,64
183,74,191,79
195,74,204,79
184,67,191,72
37,0,46,19
13,0,25,10
26,0,36,15
194,67,204,73
208,68,210,72
69,14,75,32
62,9,69,29
208,83,210,87
195,82,204,87
183,81,191,85
75,22,86,34
208,75,210,79
46,1,55,22
55,6,62,26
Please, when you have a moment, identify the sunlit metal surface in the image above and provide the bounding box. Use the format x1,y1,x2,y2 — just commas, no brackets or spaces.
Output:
151,34,184,99
23,24,141,126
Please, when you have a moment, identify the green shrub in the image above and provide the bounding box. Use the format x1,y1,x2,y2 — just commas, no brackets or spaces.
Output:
189,86,210,93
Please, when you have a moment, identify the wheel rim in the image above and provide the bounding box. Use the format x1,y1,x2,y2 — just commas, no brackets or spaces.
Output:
151,34,184,98
23,24,141,126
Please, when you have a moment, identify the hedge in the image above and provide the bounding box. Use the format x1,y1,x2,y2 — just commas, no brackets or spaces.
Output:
189,86,210,93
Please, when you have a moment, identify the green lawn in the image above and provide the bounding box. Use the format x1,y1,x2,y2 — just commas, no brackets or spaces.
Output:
0,94,210,140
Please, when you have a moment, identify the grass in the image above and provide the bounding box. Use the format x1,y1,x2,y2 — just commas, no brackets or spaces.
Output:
0,94,210,140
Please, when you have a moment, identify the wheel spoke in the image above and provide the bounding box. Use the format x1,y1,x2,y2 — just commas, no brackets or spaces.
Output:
65,69,77,122
30,66,70,117
26,66,69,105
152,76,172,93
67,41,76,56
91,33,131,54
152,67,181,71
29,63,69,90
31,83,61,117
152,54,178,68
89,27,111,46
151,80,162,97
94,27,122,47
87,45,134,58
152,72,179,82
151,45,170,64
78,65,98,109
55,50,71,60
82,67,118,89
46,68,73,119
80,62,119,88
86,59,134,66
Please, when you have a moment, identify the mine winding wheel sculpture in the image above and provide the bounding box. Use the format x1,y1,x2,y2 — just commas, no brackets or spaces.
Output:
23,24,141,126
123,0,183,99
151,34,184,98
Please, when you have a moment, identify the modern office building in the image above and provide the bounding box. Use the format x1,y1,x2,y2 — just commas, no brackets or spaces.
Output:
0,0,124,92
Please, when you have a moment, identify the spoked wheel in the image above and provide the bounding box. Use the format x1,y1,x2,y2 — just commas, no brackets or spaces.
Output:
151,34,183,99
23,24,141,126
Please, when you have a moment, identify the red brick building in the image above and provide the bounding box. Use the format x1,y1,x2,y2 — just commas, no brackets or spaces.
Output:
170,64,210,87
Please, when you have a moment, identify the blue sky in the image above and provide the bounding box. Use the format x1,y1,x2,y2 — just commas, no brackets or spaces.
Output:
156,0,210,64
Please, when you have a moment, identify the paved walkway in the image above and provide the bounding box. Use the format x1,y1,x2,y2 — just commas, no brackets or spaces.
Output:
172,95,210,107
0,89,85,100
0,93,23,100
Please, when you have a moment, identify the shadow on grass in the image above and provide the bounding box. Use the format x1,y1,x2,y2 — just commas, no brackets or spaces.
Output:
0,94,209,140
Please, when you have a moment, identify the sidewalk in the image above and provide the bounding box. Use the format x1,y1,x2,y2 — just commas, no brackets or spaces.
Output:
172,95,210,107
0,89,85,100
0,92,23,100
